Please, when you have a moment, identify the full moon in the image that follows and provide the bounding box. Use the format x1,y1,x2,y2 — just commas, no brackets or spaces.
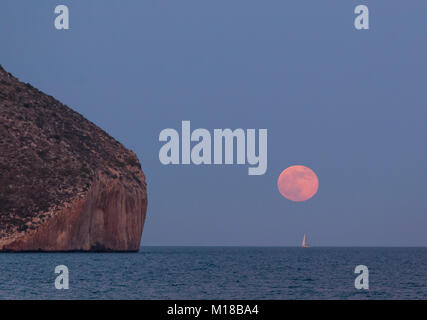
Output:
277,165,319,202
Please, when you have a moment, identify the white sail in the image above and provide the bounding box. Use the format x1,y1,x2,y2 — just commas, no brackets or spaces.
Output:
302,233,310,248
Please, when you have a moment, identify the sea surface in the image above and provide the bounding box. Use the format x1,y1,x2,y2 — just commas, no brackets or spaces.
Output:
0,247,425,299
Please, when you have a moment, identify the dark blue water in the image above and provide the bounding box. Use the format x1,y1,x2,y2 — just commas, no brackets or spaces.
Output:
0,247,425,299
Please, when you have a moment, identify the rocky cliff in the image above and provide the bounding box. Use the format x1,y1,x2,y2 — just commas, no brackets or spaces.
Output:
0,65,147,251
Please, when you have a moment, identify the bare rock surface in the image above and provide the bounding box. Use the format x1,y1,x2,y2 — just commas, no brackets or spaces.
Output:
0,65,147,251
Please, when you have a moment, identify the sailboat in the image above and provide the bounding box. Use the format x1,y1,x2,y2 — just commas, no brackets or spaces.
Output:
302,233,310,248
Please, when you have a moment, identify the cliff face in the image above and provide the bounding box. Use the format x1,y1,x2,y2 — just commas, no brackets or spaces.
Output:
0,65,147,251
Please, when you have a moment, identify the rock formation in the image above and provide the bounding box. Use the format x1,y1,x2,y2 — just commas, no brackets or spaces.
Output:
0,65,147,251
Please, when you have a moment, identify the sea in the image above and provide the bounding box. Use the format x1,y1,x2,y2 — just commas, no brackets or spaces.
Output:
0,247,425,300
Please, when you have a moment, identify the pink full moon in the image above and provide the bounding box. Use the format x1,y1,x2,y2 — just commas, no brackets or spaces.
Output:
277,165,319,202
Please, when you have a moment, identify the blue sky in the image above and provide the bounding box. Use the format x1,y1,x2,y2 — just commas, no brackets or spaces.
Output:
1,1,426,246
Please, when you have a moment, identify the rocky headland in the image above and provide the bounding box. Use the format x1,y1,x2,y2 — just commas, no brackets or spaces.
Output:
0,65,147,251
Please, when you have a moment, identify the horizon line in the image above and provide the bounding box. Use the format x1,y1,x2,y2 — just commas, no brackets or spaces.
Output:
140,245,427,248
